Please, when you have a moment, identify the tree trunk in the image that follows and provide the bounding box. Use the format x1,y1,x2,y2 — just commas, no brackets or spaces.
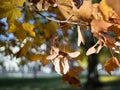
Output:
85,27,103,89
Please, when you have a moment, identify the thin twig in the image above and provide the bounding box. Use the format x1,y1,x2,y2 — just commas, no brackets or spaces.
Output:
35,10,89,26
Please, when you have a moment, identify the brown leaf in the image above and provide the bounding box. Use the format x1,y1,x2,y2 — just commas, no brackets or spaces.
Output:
62,66,83,87
63,75,80,87
104,57,120,75
108,25,120,39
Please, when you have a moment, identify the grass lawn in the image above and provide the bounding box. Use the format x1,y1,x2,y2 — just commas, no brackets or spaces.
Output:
0,75,120,90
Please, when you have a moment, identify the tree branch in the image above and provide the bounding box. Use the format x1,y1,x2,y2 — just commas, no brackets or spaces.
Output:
35,10,89,26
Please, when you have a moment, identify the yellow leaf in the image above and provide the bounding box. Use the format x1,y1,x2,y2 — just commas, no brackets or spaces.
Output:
22,22,35,32
17,41,32,57
105,0,120,17
28,54,50,66
22,22,36,37
43,21,59,38
12,0,26,7
0,0,22,23
7,23,17,33
14,29,26,42
7,22,27,42
7,22,36,42
99,0,112,21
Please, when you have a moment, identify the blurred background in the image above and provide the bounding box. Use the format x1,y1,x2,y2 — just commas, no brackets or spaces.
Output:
0,0,120,90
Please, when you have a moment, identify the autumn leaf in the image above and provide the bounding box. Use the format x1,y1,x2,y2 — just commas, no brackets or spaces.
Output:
0,0,25,23
91,19,112,37
36,0,43,11
7,22,36,42
62,66,83,87
17,41,32,57
7,22,27,42
28,54,50,66
72,0,92,22
105,0,120,17
57,0,92,22
104,57,120,75
77,25,85,46
92,4,103,20
36,0,50,11
56,0,74,21
47,46,80,75
108,25,120,39
99,0,112,21
86,41,103,55
11,0,26,7
22,22,36,37
43,21,59,38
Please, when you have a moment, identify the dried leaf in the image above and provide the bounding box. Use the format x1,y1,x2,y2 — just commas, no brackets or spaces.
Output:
72,0,92,22
47,46,80,75
62,66,83,87
86,41,103,55
52,56,61,74
104,57,120,75
68,51,80,58
91,20,112,37
56,0,74,20
108,25,120,39
86,46,96,55
36,0,43,11
77,25,85,46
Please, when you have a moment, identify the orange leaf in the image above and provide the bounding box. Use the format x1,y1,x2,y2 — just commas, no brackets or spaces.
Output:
104,57,120,75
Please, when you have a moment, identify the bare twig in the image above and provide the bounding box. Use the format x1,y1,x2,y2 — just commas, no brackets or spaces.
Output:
35,10,89,26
